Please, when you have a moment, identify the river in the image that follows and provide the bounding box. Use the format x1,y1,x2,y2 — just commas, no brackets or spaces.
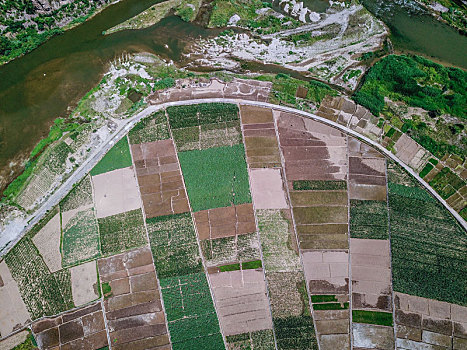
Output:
0,0,466,193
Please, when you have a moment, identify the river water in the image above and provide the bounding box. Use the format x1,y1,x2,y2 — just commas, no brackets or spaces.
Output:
0,0,466,192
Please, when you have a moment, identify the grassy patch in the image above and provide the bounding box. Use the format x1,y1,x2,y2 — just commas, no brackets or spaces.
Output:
90,137,132,176
388,165,467,305
293,180,347,191
313,302,349,310
349,200,389,239
62,208,100,266
11,330,38,350
98,209,147,256
101,282,112,299
219,262,240,272
159,273,223,348
147,213,203,278
128,110,170,144
5,238,74,319
352,310,393,326
178,144,251,211
419,163,434,178
257,209,301,272
311,295,337,303
242,259,262,270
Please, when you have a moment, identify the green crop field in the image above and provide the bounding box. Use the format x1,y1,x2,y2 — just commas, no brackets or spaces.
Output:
5,238,74,319
159,273,224,349
90,137,132,176
128,110,170,144
388,164,467,305
178,144,251,211
352,310,393,327
349,200,389,239
146,212,203,278
62,208,100,266
166,103,239,129
293,180,347,191
226,330,275,349
98,209,147,255
60,175,93,212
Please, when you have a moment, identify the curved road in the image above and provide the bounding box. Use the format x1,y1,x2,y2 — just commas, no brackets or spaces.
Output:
1,98,465,258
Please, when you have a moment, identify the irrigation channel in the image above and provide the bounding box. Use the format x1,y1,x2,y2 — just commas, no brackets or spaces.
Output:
0,0,466,193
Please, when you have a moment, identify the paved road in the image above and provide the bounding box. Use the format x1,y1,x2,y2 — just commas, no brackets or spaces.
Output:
1,97,465,258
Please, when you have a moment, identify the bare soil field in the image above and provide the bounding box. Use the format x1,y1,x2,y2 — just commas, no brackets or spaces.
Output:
97,247,170,350
92,167,141,219
250,169,288,209
70,261,99,307
32,302,108,350
194,204,256,240
0,261,30,337
31,212,62,273
131,139,189,219
209,268,273,336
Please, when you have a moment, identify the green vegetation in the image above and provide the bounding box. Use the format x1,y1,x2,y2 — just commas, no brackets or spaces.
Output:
311,295,337,303
60,175,93,212
388,164,467,305
419,163,434,178
354,55,467,119
256,74,338,109
178,144,251,211
167,103,241,151
242,259,262,270
147,213,202,278
159,273,223,349
349,200,389,239
101,282,112,299
313,302,349,310
219,262,241,272
293,180,347,191
98,209,147,255
11,331,38,350
273,315,318,350
167,103,239,129
226,330,275,349
428,167,465,199
352,310,393,327
90,137,132,176
5,238,74,319
62,208,100,267
128,110,170,144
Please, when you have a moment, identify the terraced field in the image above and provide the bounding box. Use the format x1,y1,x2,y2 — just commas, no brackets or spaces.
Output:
1,102,465,350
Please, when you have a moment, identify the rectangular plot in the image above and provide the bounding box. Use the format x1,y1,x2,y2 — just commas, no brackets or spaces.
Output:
167,103,239,129
226,329,275,350
159,273,223,348
293,206,348,224
147,213,202,279
98,209,147,256
131,139,189,219
240,105,274,124
60,175,93,212
178,145,251,212
98,247,169,349
290,191,348,206
210,269,273,336
128,110,170,144
62,208,100,266
349,200,388,240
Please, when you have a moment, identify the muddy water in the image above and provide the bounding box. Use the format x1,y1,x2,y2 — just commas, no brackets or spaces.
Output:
0,0,466,193
0,0,213,191
361,0,467,69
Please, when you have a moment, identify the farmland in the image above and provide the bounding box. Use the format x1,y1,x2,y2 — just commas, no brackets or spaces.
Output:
128,110,170,144
5,238,74,319
349,200,388,239
97,209,147,256
388,163,467,305
178,144,251,211
90,137,132,176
